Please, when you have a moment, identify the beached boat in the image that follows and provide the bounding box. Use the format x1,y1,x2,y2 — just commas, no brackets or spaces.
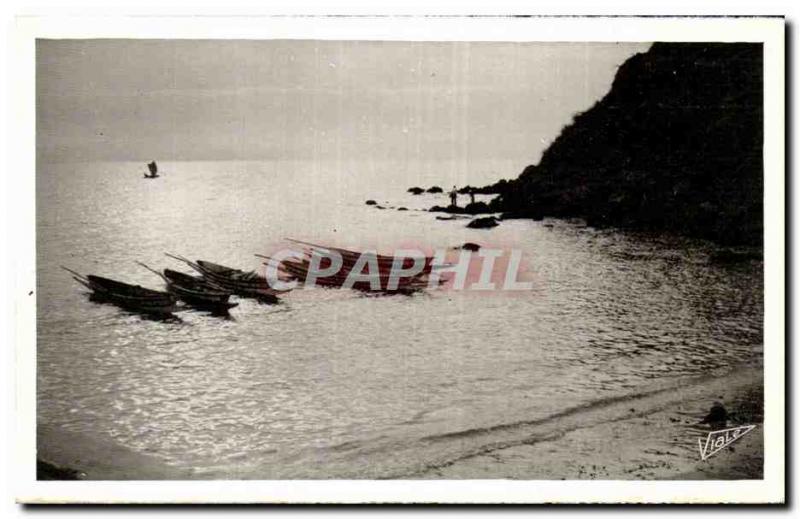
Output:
286,239,436,272
165,254,282,303
62,266,177,314
277,255,428,285
275,257,432,294
259,240,438,294
137,262,238,311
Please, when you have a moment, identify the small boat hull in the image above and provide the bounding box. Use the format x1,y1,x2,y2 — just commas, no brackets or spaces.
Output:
64,269,178,315
166,256,283,304
161,269,238,311
277,256,431,294
88,291,178,314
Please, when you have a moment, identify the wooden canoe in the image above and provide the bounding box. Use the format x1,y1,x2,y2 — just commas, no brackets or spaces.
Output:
63,267,177,314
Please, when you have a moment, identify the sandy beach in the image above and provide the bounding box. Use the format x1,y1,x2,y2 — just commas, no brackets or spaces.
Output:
424,365,763,480
37,364,762,481
37,425,190,480
26,32,777,506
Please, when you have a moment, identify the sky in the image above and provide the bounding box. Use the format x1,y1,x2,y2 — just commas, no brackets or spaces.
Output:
36,40,650,164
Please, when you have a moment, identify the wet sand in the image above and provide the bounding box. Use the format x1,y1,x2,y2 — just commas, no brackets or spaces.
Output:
424,366,763,480
37,364,762,481
37,425,191,480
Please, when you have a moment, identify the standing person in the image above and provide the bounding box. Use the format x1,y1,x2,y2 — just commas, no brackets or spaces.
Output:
449,186,458,207
469,190,476,205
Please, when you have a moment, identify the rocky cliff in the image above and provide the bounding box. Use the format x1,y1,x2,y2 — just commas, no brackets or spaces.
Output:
497,42,763,245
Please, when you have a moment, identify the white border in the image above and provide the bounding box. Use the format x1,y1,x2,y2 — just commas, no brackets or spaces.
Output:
11,15,785,504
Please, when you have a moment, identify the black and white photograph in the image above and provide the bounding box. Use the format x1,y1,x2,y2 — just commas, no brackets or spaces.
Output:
8,14,785,505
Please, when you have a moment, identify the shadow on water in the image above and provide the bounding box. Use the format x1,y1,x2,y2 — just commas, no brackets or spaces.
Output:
199,308,236,321
139,313,183,324
86,293,183,323
358,289,428,299
254,297,281,305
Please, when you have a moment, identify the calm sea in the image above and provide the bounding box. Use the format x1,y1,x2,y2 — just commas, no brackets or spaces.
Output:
36,160,763,478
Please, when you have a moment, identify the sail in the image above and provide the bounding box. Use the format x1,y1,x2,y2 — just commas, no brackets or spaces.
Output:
147,161,158,175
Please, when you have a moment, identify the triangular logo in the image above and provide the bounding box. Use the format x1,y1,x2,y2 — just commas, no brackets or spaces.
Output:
698,424,757,461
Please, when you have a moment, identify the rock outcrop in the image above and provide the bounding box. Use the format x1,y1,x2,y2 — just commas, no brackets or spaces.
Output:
493,43,763,245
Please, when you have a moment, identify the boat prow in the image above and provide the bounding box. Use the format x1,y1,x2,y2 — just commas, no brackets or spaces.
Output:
62,266,177,315
136,262,239,313
165,254,284,304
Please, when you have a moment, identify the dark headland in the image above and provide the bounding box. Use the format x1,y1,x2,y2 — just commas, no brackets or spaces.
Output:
485,42,763,246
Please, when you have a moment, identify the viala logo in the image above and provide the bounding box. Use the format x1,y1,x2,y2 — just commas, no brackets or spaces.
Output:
698,425,757,461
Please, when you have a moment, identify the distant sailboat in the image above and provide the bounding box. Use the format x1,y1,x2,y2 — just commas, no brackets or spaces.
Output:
144,161,160,179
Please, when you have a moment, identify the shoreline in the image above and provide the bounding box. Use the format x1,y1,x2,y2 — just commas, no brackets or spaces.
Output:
37,364,763,481
422,365,763,480
37,425,191,480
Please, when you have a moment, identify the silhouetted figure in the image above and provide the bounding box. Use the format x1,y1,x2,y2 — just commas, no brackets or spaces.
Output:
449,186,458,207
469,190,476,205
700,401,728,430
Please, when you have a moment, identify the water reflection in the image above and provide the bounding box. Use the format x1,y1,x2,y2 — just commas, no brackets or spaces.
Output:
37,161,762,479
86,293,183,323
